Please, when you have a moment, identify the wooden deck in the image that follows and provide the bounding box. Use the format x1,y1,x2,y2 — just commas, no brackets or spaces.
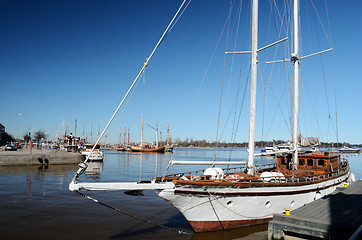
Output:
268,180,362,239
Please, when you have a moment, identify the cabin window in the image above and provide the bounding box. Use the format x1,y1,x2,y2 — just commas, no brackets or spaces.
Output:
299,159,305,166
307,159,313,167
281,157,286,165
318,160,324,167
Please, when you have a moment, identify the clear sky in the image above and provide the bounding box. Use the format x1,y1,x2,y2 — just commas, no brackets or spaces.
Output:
1,0,361,145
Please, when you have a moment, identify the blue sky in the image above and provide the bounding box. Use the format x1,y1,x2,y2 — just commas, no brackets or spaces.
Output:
1,0,361,145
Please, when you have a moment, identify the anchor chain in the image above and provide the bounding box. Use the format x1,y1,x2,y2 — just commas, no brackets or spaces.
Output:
75,191,191,236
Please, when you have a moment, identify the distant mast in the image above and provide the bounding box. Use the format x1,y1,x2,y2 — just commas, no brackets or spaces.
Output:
91,124,93,143
124,127,127,146
74,119,77,139
141,115,144,147
159,123,162,147
292,0,300,169
156,120,159,147
247,0,258,175
167,121,170,146
119,127,122,146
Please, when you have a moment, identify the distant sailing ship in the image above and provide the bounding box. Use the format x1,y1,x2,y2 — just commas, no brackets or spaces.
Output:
70,0,352,233
130,116,165,153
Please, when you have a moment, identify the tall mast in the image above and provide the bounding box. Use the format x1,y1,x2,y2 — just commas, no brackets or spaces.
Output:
156,120,159,147
141,115,143,147
124,127,126,145
292,0,300,169
119,126,122,146
160,123,162,147
167,121,170,146
247,0,258,175
90,124,93,143
74,119,77,139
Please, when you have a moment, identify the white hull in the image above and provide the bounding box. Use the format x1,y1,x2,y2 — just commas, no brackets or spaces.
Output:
158,170,350,232
81,150,104,161
338,148,360,153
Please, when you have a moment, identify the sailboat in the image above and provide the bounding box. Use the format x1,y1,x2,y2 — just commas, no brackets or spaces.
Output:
164,121,173,152
130,116,165,153
69,0,352,233
116,127,126,151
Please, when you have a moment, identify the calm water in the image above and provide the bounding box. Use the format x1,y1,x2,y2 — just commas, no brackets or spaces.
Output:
0,148,360,240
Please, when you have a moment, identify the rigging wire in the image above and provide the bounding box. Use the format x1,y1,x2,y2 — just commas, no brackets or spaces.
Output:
227,0,245,152
213,0,243,162
212,0,235,159
323,0,339,144
312,2,330,142
297,0,336,143
179,0,235,140
72,0,190,181
309,0,332,47
227,0,250,162
102,73,143,143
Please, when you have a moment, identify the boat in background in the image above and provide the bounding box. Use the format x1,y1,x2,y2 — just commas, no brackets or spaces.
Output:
116,127,126,151
164,122,173,152
131,115,165,153
81,144,103,161
131,145,165,152
338,146,360,153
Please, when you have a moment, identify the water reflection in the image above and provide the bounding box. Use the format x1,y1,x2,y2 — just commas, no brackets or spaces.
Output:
85,161,103,181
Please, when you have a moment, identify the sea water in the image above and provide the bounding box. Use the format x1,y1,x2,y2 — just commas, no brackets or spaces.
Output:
0,148,359,240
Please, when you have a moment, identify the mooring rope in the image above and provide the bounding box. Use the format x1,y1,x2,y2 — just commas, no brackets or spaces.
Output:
75,191,191,236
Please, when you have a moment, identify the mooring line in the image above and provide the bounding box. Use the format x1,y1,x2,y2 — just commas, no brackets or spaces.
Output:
75,191,191,236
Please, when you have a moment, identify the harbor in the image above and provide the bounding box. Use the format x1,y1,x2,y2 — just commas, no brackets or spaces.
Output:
1,0,362,239
0,148,360,240
0,148,269,240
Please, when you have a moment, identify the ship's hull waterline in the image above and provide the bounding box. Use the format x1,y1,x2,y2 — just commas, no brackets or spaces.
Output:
158,170,350,232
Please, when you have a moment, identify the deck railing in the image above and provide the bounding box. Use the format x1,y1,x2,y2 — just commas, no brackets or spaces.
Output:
158,159,349,184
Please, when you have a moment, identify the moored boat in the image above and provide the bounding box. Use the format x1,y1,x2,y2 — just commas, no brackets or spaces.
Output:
81,143,103,161
338,146,360,153
155,151,349,232
69,0,352,233
131,145,165,152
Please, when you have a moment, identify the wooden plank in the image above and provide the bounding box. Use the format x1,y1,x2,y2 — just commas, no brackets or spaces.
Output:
268,180,362,239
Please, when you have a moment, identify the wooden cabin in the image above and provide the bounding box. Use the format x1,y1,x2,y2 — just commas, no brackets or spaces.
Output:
276,151,341,176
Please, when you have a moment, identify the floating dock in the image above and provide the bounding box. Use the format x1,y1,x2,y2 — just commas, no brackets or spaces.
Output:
268,180,362,240
0,148,85,165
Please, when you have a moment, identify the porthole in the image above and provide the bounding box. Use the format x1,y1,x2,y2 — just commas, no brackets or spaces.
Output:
265,201,271,208
291,201,295,207
227,200,233,207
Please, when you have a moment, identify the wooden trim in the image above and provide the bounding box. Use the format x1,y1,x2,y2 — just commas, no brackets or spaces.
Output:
172,168,348,187
174,172,349,196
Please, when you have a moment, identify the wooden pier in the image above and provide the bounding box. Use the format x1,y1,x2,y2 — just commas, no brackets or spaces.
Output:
268,180,362,240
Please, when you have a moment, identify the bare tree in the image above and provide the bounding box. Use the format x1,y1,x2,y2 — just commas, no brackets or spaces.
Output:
34,130,47,142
